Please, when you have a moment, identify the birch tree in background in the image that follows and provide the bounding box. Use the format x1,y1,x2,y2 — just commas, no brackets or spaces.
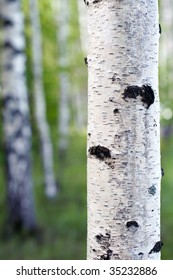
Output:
71,0,88,131
160,0,173,102
29,0,57,198
0,0,36,231
77,0,88,54
52,0,70,156
87,0,161,259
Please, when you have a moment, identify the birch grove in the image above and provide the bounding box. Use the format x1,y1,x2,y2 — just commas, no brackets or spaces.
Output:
0,0,36,231
87,0,161,259
29,0,57,198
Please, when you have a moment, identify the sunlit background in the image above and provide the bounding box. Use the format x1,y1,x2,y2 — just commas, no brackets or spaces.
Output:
0,0,172,260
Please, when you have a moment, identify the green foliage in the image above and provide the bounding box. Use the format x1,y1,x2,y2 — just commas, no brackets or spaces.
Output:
161,136,173,260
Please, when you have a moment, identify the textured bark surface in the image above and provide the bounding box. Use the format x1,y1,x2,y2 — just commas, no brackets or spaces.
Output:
0,0,36,230
29,0,57,198
87,0,161,259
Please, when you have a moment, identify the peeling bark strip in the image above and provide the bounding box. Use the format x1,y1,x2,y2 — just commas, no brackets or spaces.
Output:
149,241,163,254
89,145,111,160
122,85,155,109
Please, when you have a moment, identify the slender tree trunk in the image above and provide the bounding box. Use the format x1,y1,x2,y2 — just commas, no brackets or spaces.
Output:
52,0,70,155
77,0,88,54
29,0,58,198
73,84,86,131
70,1,87,132
0,0,36,231
87,0,161,260
160,0,173,99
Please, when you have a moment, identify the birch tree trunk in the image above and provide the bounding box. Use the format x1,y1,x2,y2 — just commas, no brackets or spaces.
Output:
52,0,70,155
87,0,161,260
160,0,173,100
77,0,88,54
29,0,58,198
0,0,36,231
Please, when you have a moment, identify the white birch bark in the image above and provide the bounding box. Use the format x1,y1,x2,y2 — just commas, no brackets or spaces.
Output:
87,0,161,260
29,0,58,198
52,0,70,155
0,0,36,230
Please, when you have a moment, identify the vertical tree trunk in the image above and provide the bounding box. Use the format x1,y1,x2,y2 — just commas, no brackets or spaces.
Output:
160,0,173,99
87,0,161,260
29,0,58,198
73,84,86,131
77,0,88,54
52,0,70,155
0,0,36,231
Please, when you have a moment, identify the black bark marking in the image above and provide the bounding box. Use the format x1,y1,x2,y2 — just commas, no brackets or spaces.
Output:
122,84,155,109
126,221,139,229
140,85,155,109
95,234,104,242
159,24,161,34
95,232,112,260
113,108,119,114
5,64,13,71
148,185,156,195
123,85,140,99
100,249,113,260
149,241,163,254
95,233,110,244
93,0,102,4
3,41,24,55
138,252,143,256
161,168,164,177
2,18,13,27
84,57,88,66
89,145,111,160
84,0,89,5
111,75,116,82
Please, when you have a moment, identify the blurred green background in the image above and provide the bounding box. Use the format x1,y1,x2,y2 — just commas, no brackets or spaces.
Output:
0,0,172,259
